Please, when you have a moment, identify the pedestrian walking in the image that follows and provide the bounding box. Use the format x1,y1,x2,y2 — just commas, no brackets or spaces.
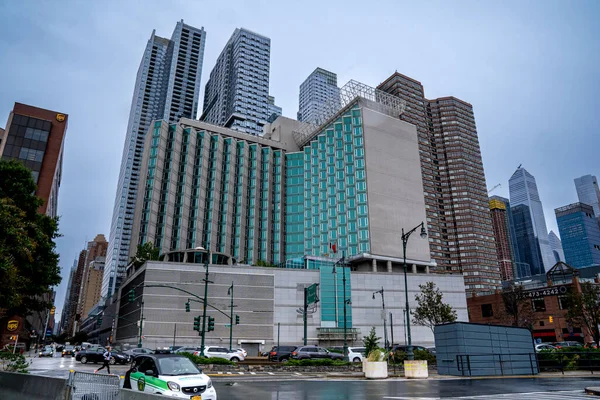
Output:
94,346,112,374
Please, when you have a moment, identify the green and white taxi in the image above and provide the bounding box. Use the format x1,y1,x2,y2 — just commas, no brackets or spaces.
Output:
125,354,217,399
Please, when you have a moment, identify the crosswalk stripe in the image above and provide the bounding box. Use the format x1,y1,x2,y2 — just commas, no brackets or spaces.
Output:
384,391,590,400
250,372,256,375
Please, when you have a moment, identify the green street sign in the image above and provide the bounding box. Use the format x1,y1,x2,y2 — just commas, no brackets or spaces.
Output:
307,283,319,305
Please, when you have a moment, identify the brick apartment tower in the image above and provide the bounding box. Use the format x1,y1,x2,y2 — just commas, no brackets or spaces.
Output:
378,73,500,296
489,197,514,281
77,235,109,319
0,102,68,218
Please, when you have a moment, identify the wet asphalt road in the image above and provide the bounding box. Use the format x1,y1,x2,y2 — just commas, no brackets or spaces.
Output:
212,377,600,399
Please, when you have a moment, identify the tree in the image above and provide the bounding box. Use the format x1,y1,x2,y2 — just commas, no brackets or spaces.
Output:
0,160,61,316
497,284,535,329
363,326,381,358
565,282,600,346
129,242,160,269
412,282,457,333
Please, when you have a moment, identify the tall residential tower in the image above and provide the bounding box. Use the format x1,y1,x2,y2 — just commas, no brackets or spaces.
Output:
103,20,206,300
509,167,555,273
297,68,341,125
201,28,271,136
574,175,600,219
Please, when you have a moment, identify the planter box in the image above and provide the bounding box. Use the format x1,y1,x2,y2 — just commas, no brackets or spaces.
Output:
364,361,388,379
404,360,428,378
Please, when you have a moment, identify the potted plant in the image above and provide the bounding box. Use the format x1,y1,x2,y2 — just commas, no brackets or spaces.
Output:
364,348,388,379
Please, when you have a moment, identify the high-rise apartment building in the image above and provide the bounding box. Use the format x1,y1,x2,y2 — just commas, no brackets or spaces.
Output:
65,250,87,336
0,102,68,218
131,82,433,271
555,203,600,268
574,175,600,218
548,230,565,263
267,95,282,123
489,197,514,281
509,167,555,272
77,234,108,318
377,73,499,296
201,28,270,136
297,68,341,125
59,261,77,334
103,20,206,300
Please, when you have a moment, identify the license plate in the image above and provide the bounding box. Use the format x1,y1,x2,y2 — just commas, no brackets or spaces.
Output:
191,396,201,400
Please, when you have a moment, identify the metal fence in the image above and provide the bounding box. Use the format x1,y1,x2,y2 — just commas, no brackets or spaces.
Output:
537,351,600,374
456,353,538,376
66,371,121,400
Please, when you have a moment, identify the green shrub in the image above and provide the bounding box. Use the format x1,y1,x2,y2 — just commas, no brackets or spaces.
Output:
284,358,351,367
414,349,437,364
181,352,234,365
0,352,30,373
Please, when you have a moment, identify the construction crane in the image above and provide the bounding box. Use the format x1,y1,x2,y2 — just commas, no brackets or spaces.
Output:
488,183,501,194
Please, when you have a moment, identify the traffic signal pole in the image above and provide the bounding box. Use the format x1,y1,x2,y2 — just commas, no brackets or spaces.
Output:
137,300,144,348
200,249,210,356
229,282,234,352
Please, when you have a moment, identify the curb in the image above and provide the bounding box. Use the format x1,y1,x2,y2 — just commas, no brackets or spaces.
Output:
585,387,600,396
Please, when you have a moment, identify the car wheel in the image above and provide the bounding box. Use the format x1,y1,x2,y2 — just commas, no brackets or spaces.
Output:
81,356,87,364
230,357,240,362
353,357,361,363
109,357,116,365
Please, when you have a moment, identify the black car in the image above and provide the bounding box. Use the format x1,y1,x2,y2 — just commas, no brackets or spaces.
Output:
268,345,298,362
76,347,131,365
62,345,76,357
390,345,431,357
291,346,344,360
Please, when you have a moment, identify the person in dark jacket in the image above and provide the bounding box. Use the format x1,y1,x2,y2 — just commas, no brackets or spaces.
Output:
94,346,112,374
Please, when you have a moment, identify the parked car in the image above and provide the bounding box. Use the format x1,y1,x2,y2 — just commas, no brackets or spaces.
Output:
174,346,202,355
268,346,298,362
39,345,54,357
427,347,437,355
124,354,217,399
390,345,430,358
347,347,366,363
168,345,183,353
291,346,344,360
195,346,244,362
234,348,248,358
552,341,583,349
62,345,76,357
124,347,154,357
535,344,557,352
76,347,131,365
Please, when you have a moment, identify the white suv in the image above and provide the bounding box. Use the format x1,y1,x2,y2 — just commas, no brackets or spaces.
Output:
196,346,245,362
347,347,366,363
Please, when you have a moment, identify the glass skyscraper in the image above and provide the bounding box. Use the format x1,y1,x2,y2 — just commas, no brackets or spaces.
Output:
555,203,600,268
201,28,271,136
298,68,341,125
508,167,555,272
574,174,600,218
548,230,565,263
267,95,282,123
103,20,206,300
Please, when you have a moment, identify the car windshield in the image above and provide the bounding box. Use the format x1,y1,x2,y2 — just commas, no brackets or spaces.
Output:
158,357,202,376
65,346,74,350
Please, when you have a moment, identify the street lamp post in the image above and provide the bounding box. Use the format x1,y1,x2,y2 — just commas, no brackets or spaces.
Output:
137,300,144,348
332,251,350,361
200,246,212,356
227,282,234,352
402,221,427,361
372,287,388,349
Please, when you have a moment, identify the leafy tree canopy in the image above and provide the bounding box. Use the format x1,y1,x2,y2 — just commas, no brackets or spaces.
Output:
129,242,160,269
566,282,600,346
0,160,61,316
412,281,457,333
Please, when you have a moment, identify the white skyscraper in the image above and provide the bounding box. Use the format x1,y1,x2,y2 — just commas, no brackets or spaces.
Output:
201,28,271,136
574,174,600,217
509,167,556,272
297,67,340,125
102,21,206,300
548,230,565,263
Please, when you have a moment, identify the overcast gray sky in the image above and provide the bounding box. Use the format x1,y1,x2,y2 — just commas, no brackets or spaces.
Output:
1,0,598,317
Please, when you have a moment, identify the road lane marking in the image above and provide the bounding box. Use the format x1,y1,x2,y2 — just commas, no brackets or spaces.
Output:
383,390,592,400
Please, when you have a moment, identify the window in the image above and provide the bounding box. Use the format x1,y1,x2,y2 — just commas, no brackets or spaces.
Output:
19,147,44,162
532,298,546,312
481,303,493,317
558,295,569,310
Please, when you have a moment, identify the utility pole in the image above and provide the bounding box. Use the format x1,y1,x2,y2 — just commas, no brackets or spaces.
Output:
303,286,308,346
228,282,234,352
137,300,144,348
390,312,394,347
200,246,212,356
173,324,177,348
372,287,388,349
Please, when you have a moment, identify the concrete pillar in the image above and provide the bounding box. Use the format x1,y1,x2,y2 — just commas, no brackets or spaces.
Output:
386,260,392,273
372,259,377,272
412,264,417,274
425,265,430,274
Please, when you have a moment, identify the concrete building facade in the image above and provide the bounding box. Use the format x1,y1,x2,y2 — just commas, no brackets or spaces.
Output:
77,234,109,319
104,20,206,300
509,167,555,273
115,259,468,353
0,102,68,218
377,73,499,296
297,67,340,125
556,203,600,268
201,28,271,136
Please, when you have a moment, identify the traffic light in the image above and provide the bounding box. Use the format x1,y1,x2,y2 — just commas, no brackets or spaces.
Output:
128,289,135,303
193,316,201,332
97,316,103,326
235,315,240,325
549,316,554,323
207,316,215,332
50,306,56,315
185,301,190,312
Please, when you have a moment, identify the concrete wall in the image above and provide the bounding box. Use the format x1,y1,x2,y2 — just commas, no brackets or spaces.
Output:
362,107,430,263
0,371,67,400
116,261,467,351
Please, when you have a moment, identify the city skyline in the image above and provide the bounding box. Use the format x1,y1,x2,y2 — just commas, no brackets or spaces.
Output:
1,0,599,315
